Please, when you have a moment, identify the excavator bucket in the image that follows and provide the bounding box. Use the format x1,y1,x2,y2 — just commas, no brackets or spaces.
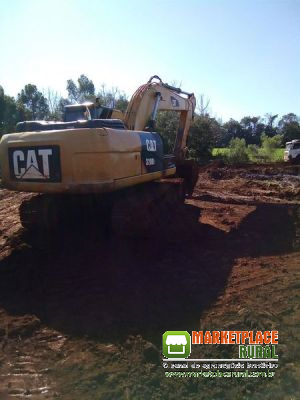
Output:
176,160,200,196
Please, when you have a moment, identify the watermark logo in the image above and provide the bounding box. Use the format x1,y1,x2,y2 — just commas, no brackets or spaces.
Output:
162,331,191,359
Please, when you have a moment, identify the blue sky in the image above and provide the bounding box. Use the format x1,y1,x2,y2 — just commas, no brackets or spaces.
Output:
0,0,299,121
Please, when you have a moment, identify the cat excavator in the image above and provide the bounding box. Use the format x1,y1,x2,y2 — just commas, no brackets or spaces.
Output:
0,76,198,233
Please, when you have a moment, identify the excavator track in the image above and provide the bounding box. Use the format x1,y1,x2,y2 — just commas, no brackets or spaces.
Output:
20,195,62,231
111,178,186,237
18,178,194,237
19,194,112,233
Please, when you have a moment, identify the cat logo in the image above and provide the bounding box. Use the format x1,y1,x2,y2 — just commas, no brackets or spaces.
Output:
146,139,157,152
8,146,61,182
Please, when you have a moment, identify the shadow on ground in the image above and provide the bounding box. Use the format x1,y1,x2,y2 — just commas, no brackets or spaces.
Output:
0,202,298,346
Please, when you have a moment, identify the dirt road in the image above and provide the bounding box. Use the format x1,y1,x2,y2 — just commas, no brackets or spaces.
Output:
0,163,299,399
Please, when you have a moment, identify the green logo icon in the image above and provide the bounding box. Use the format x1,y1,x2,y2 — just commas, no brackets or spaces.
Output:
162,331,191,359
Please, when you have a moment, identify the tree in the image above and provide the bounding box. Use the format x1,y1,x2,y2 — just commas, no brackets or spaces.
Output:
66,79,79,103
226,138,249,163
264,113,278,137
78,74,95,99
66,74,95,103
261,133,283,149
221,116,266,146
188,115,221,161
278,113,300,142
156,112,220,161
0,86,19,134
239,116,264,145
43,88,63,120
155,91,217,157
17,84,49,120
155,111,179,153
56,97,71,119
197,94,210,116
115,93,128,112
278,113,299,127
222,119,243,146
96,84,128,112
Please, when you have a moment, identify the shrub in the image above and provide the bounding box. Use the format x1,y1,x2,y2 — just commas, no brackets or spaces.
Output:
247,144,260,161
226,138,249,163
260,133,283,162
188,116,219,162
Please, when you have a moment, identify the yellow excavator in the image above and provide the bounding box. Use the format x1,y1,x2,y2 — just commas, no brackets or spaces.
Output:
0,76,198,233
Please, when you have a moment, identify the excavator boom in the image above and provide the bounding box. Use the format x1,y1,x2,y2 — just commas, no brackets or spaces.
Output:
124,75,196,161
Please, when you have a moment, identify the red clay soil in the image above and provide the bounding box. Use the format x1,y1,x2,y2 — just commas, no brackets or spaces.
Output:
0,163,299,399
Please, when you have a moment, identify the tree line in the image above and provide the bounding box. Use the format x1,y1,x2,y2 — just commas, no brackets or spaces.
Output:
1,74,300,161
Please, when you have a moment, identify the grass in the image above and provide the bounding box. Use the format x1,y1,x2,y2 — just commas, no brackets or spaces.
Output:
213,148,230,157
268,148,285,160
213,147,284,163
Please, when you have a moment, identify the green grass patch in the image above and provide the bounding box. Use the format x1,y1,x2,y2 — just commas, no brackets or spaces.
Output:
267,148,284,160
213,147,284,164
212,148,230,157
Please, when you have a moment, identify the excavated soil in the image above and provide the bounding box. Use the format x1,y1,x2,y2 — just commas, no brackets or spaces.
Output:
0,163,299,399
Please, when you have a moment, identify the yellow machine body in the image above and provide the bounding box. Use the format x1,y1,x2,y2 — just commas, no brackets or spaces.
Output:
0,76,197,231
0,127,175,194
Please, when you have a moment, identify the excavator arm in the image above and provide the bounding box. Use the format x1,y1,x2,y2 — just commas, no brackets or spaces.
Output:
124,76,196,162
